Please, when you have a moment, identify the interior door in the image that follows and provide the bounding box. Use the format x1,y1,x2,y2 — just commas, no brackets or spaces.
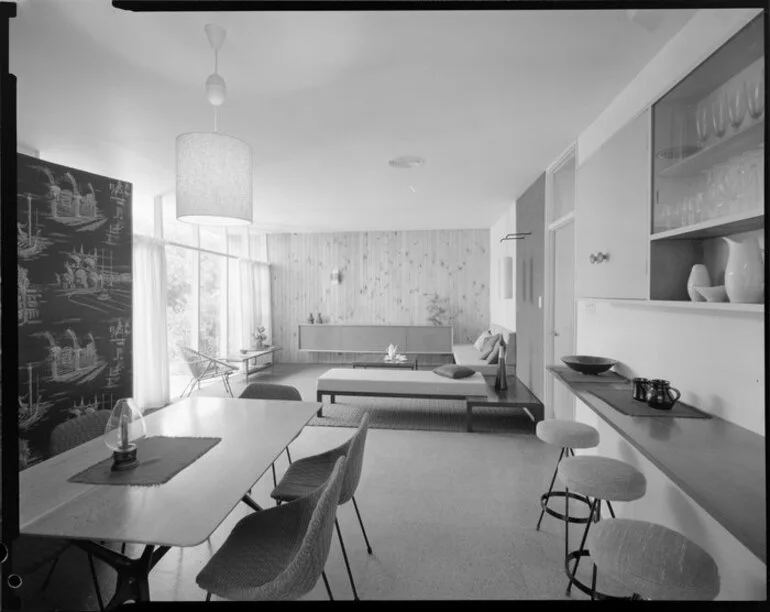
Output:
550,221,575,420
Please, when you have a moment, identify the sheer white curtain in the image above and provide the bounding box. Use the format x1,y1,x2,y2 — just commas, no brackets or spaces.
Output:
238,261,272,348
133,235,170,411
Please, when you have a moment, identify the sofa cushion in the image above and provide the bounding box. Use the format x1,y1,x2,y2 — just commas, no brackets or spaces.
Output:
473,330,493,351
433,364,476,379
479,334,501,360
486,346,500,365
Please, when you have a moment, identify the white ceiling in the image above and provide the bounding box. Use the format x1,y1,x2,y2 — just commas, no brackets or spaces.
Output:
10,2,696,232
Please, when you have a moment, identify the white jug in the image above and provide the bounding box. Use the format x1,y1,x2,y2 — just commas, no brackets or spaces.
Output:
723,236,764,303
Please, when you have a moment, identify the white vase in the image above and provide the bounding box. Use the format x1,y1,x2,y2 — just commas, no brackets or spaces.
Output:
723,236,764,303
687,264,711,302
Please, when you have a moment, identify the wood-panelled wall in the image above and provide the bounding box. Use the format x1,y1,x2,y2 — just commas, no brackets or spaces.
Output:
268,229,490,363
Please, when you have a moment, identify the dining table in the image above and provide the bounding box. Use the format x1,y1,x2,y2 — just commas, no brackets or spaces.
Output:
18,396,321,608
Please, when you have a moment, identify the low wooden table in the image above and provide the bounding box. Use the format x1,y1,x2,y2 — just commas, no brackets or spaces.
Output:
226,346,281,381
465,375,544,433
352,354,419,370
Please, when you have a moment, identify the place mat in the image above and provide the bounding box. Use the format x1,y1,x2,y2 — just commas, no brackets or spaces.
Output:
549,365,626,384
588,386,711,419
69,436,222,486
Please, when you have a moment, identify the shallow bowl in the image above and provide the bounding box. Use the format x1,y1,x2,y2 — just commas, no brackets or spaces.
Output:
694,285,728,302
561,355,618,375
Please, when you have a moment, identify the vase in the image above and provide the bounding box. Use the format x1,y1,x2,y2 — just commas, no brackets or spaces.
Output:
723,236,764,303
494,345,508,391
686,264,711,302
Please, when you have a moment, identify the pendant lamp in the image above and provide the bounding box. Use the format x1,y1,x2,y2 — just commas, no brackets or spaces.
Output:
176,24,253,225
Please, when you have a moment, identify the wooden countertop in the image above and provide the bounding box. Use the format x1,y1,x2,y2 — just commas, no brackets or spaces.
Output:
548,366,766,564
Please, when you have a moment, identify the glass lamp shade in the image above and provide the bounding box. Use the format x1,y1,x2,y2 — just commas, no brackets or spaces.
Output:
176,132,253,225
104,398,146,453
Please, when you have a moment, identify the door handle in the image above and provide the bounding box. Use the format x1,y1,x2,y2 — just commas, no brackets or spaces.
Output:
550,331,559,337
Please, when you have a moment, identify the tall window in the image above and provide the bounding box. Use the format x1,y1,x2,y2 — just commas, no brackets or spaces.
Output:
134,196,270,400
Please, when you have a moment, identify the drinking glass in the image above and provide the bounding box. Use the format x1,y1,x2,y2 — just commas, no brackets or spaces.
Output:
727,80,748,130
712,93,728,139
695,100,711,143
747,75,765,120
724,160,741,215
694,191,705,224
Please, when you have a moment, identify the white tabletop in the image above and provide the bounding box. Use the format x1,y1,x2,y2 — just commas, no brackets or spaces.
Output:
19,397,319,548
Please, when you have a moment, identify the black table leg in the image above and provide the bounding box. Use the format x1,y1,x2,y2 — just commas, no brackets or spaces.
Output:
72,541,170,609
316,391,323,416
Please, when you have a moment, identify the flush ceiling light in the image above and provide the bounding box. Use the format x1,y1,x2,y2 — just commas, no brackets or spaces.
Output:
176,24,253,226
388,155,425,169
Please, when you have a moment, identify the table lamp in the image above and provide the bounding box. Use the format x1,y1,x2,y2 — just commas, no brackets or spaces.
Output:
104,398,146,471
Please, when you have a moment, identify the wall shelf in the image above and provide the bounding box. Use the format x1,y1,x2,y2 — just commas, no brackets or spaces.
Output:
651,209,764,241
579,298,763,315
657,119,764,179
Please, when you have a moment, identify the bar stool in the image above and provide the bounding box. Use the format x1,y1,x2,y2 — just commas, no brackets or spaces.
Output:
535,420,600,532
587,519,720,600
557,456,647,599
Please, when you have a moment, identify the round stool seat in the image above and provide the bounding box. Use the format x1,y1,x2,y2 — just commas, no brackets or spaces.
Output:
587,519,720,600
558,456,646,502
536,420,599,449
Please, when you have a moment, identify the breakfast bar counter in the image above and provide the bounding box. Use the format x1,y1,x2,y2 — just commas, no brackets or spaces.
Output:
548,365,766,564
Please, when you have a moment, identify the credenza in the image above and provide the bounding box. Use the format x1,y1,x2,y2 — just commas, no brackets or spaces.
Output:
297,324,453,354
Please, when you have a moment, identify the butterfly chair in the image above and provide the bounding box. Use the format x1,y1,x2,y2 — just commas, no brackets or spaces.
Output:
239,383,303,489
196,456,347,601
10,410,112,610
270,414,372,600
178,345,237,398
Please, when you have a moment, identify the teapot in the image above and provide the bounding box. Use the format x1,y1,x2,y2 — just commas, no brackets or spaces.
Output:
646,379,681,411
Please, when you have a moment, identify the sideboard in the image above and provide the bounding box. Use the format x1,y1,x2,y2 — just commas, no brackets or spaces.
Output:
297,324,453,354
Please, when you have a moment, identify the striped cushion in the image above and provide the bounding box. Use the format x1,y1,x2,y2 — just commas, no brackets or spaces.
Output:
535,420,599,449
587,519,720,600
557,456,646,502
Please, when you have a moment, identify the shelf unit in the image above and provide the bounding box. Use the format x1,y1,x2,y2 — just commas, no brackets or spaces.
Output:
649,16,764,305
658,119,764,178
651,209,764,241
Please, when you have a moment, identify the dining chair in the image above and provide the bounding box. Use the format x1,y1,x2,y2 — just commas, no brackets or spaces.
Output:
239,383,302,488
178,345,237,398
196,456,347,601
270,414,371,600
11,410,114,610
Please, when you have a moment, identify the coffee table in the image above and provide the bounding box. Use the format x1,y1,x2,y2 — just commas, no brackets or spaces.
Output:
226,346,281,381
352,354,418,370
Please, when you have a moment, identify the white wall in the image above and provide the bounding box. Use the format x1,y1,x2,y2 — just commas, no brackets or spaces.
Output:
489,202,516,330
572,7,766,599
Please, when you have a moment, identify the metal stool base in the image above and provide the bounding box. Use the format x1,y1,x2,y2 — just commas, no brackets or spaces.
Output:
540,490,593,525
565,550,630,600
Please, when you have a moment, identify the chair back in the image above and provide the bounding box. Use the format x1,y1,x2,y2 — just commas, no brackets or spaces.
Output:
278,456,347,598
49,409,111,457
239,383,302,402
178,345,209,379
338,413,369,504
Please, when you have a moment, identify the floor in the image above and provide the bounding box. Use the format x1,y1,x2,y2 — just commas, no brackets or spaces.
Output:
16,364,631,607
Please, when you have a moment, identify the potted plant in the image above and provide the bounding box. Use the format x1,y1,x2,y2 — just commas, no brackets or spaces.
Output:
253,326,268,350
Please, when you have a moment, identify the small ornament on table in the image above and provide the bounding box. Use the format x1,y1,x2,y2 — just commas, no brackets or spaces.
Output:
317,312,323,324
385,344,402,362
308,313,315,324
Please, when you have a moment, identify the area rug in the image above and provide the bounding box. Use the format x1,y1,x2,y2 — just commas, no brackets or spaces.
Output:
306,396,534,434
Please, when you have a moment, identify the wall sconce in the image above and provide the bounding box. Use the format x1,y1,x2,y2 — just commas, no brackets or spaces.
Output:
502,256,513,300
330,267,341,285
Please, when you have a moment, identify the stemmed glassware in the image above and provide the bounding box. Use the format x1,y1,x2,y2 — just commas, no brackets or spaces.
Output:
696,100,711,143
727,80,747,130
712,93,728,139
747,75,765,120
